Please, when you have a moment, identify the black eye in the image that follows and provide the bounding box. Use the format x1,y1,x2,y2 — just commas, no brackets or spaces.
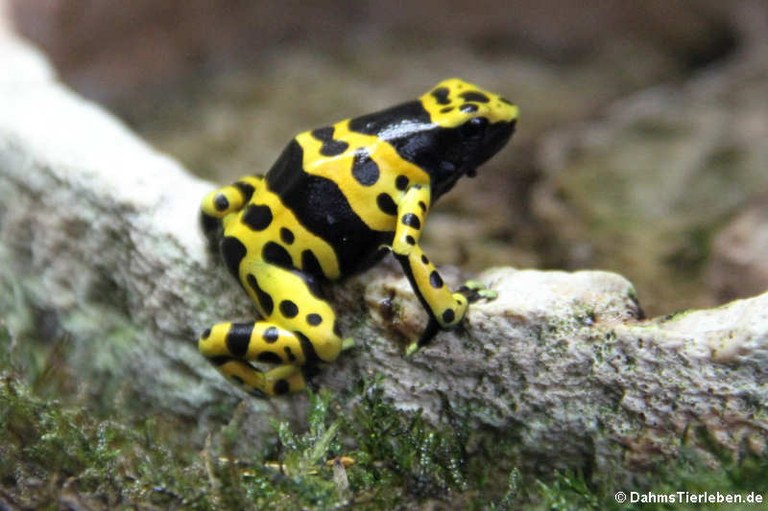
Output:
461,116,488,137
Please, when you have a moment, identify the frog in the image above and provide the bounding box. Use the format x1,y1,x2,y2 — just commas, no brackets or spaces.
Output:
198,78,518,397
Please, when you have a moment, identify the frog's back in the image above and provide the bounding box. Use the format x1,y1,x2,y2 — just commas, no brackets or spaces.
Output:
262,136,395,278
245,99,438,279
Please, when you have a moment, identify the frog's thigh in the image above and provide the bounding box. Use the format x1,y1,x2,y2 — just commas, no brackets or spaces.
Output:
241,262,344,364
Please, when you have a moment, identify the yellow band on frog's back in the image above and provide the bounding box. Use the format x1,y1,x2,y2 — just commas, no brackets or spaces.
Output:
295,121,429,232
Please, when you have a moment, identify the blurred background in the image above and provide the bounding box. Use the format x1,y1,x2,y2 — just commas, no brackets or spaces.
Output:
8,0,768,316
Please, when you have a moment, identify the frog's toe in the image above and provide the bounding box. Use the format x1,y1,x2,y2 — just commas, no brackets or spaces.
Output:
475,288,498,301
457,280,498,303
341,337,356,351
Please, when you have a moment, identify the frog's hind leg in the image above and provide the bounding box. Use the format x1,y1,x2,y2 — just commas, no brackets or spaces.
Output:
199,264,347,397
199,321,309,396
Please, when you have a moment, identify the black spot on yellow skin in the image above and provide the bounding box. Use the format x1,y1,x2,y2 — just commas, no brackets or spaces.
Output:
214,194,229,212
460,103,479,113
460,91,490,103
421,254,429,265
311,126,333,141
296,332,321,364
395,175,409,190
324,140,349,157
247,274,274,316
273,379,291,395
311,126,349,156
221,236,247,281
243,204,273,231
226,322,253,357
429,270,443,288
301,250,324,277
280,300,299,318
376,193,397,215
401,213,421,230
418,201,427,212
208,355,231,366
307,313,322,326
263,241,293,268
442,309,456,324
201,328,212,340
352,149,380,186
440,106,453,113
263,326,279,343
284,346,296,361
431,87,450,105
280,227,295,245
257,351,282,364
234,181,255,203
312,126,334,142
405,235,416,245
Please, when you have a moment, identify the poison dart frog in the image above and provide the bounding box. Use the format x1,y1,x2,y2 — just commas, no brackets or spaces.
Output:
198,78,518,397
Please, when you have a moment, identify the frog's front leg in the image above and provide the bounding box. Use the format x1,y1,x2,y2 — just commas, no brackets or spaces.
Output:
200,176,263,245
200,176,262,219
392,185,495,350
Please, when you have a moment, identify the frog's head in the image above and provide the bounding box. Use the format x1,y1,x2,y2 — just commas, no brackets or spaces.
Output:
417,78,518,197
348,78,517,199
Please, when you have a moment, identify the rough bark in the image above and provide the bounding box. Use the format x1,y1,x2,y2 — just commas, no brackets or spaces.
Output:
1,35,766,475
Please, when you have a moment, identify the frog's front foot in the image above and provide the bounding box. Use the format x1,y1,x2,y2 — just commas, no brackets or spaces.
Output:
406,280,497,355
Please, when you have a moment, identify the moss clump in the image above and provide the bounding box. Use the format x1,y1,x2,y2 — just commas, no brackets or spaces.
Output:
0,325,211,509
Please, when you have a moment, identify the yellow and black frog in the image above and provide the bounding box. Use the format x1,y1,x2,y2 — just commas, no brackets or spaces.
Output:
199,78,518,397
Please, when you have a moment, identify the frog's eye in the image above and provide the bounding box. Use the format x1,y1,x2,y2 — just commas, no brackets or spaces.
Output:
461,116,488,138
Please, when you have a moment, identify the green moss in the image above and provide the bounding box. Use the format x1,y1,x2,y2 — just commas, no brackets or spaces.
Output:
343,382,472,506
0,325,210,509
2,320,767,510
